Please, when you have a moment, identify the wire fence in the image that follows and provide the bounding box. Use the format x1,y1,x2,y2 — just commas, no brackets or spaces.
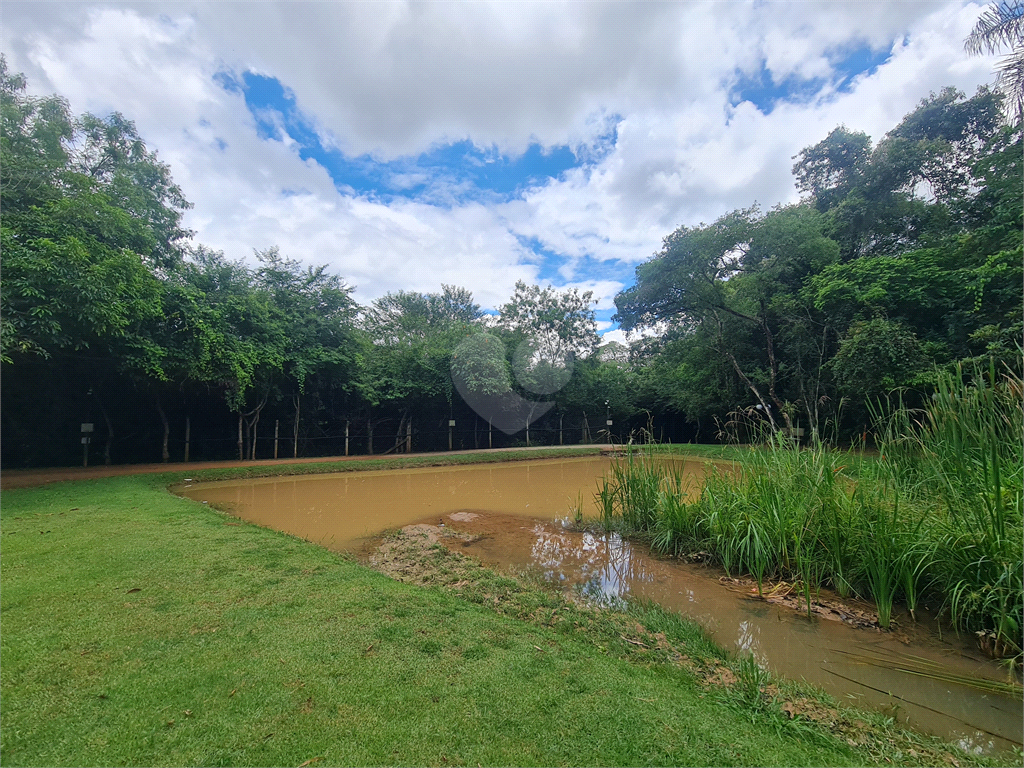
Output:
164,422,635,463
8,409,697,468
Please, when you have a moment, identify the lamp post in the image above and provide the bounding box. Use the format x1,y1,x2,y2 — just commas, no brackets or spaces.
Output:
605,399,612,441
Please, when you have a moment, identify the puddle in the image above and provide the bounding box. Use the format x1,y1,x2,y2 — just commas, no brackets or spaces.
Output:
175,456,1022,753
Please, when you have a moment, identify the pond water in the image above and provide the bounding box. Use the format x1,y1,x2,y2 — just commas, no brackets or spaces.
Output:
174,455,1022,753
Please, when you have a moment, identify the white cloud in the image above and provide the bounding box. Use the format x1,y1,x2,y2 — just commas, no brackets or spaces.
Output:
0,1,1002,315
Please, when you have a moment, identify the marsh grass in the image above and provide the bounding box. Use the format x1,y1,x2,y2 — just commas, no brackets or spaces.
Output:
598,363,1023,658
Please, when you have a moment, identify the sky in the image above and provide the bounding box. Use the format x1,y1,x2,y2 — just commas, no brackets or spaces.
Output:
0,1,1003,343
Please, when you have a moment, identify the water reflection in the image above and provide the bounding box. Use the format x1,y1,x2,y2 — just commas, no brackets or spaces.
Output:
454,515,1022,754
529,527,657,602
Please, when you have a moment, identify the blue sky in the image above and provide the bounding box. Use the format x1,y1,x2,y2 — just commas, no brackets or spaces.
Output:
224,70,586,202
732,44,895,113
1,1,1000,343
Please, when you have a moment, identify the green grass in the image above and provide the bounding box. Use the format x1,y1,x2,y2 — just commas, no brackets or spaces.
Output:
2,472,1013,766
598,364,1024,660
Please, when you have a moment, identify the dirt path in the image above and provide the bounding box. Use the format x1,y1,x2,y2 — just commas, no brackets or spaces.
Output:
0,444,613,490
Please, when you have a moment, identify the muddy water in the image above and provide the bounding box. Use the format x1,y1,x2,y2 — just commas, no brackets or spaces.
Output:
441,512,1022,754
175,456,1022,753
175,456,634,547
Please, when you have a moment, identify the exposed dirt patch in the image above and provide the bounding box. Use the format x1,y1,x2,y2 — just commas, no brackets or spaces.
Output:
718,576,885,630
370,524,482,587
2,445,609,489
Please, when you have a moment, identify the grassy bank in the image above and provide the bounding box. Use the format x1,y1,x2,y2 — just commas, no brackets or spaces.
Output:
598,365,1024,659
1,472,1012,766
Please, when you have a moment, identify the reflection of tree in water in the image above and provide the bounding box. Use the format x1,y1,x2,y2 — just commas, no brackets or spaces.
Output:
527,524,656,604
734,620,765,665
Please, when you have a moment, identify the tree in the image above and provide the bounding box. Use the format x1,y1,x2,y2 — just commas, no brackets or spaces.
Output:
966,1,1024,124
792,127,871,212
162,248,287,459
251,246,360,457
793,88,1004,261
616,205,842,435
497,281,599,361
829,318,928,400
0,57,73,212
1,59,191,368
358,285,484,449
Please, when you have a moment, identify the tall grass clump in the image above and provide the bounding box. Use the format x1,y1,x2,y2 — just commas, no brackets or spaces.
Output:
872,362,1023,658
596,362,1022,657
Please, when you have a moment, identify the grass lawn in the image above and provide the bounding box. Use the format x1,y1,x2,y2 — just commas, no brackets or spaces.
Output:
0,458,1015,767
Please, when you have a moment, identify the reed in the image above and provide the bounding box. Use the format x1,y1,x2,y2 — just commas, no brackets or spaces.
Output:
597,362,1023,658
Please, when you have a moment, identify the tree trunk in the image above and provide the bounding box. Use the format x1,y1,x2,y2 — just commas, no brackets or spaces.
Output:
756,307,794,434
238,412,244,460
242,394,268,460
249,413,258,460
292,393,300,458
394,412,407,453
155,396,170,463
96,393,113,465
367,417,374,455
184,416,191,463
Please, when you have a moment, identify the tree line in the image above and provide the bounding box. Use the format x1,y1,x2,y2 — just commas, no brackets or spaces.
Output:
1,58,1020,467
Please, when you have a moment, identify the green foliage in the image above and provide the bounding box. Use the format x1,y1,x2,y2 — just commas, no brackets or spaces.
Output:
601,364,1023,658
498,280,599,359
450,332,511,396
1,57,187,373
964,1,1024,124
359,285,484,411
830,318,929,399
617,86,1021,442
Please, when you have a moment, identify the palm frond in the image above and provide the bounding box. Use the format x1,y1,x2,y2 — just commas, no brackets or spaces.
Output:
965,1,1024,56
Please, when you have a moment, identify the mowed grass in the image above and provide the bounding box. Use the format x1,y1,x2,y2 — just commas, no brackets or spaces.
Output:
0,474,1011,766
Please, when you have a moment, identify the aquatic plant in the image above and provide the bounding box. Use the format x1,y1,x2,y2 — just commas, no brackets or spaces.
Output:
597,362,1023,657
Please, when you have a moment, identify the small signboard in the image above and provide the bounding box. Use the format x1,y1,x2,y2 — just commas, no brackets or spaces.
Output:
606,419,613,426
81,423,94,433
448,420,456,427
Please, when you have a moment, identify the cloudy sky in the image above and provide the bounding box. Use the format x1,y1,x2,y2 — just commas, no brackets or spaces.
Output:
1,1,1002,341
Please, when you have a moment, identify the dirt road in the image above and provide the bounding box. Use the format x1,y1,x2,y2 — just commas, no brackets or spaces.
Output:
0,444,612,490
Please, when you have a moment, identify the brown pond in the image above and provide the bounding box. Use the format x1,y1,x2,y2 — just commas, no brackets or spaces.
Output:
174,455,1023,754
